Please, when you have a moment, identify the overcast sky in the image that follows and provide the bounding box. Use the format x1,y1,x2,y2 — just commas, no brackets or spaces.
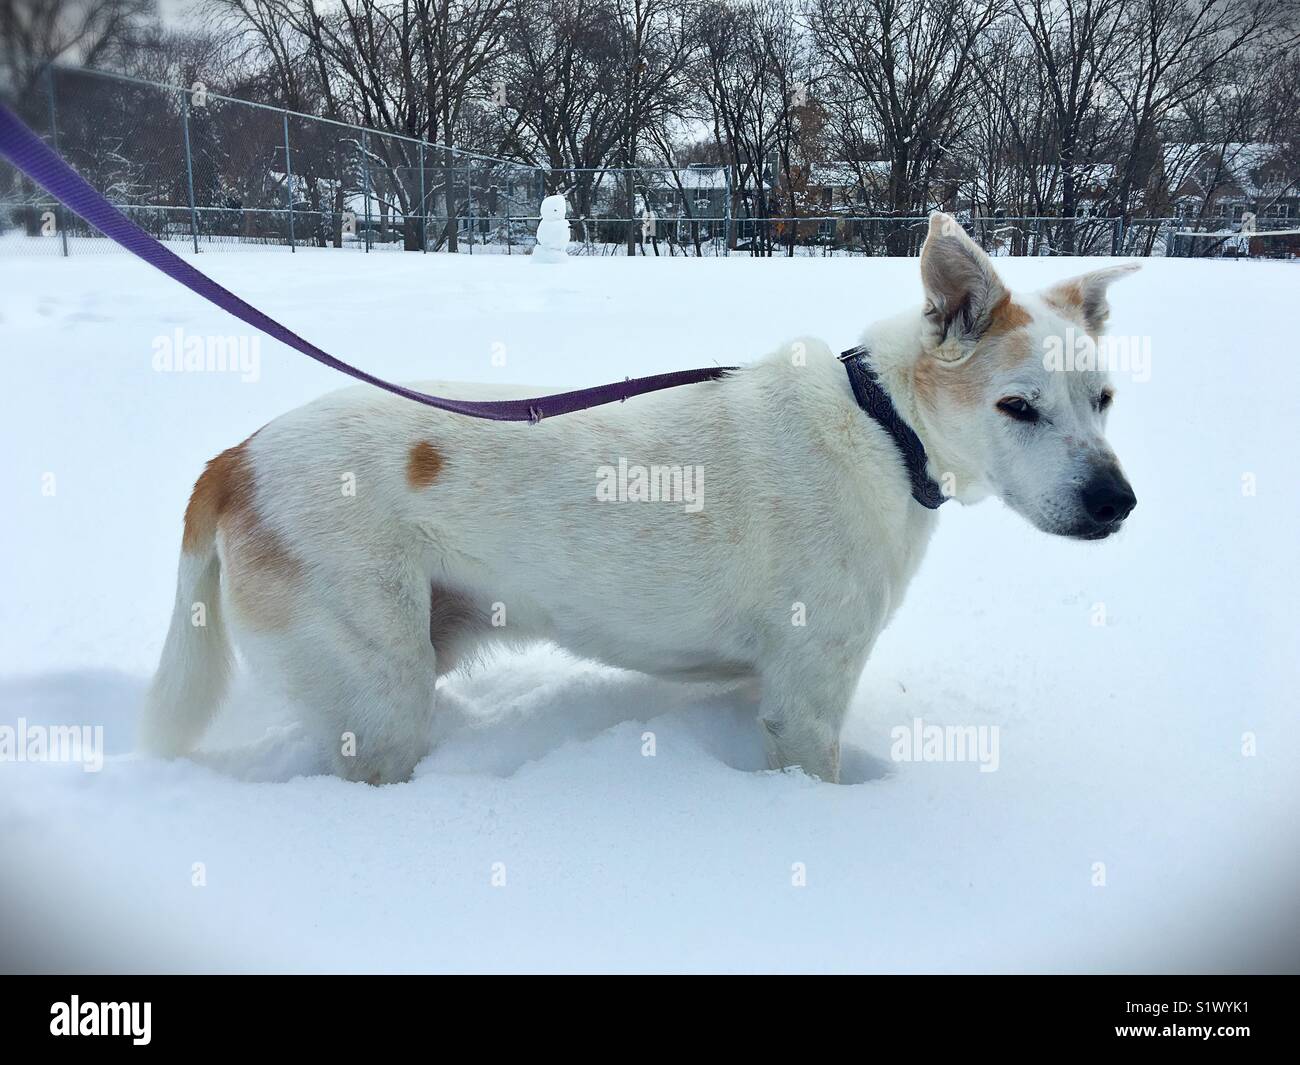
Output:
158,0,201,27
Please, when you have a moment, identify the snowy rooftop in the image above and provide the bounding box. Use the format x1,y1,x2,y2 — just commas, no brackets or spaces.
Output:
644,165,729,191
808,161,890,187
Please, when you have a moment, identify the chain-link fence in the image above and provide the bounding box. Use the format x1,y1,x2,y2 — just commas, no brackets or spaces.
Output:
1124,217,1300,258
7,64,1284,260
0,65,549,256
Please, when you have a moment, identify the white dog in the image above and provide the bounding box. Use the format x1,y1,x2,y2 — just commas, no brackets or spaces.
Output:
141,213,1137,784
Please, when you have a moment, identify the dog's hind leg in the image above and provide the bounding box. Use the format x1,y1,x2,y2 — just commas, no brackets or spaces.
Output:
235,571,442,785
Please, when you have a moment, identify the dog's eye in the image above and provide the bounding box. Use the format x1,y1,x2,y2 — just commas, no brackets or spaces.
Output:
996,397,1039,423
1097,391,1114,412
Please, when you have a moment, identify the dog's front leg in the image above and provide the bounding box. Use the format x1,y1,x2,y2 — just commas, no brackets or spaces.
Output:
757,656,859,784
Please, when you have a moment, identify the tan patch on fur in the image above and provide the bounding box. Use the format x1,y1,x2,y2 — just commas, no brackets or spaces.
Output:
183,443,249,554
1043,280,1084,318
995,330,1034,368
182,435,301,629
1043,278,1108,337
986,295,1032,336
1044,265,1137,335
407,441,444,489
914,327,1035,410
223,515,301,629
914,356,979,409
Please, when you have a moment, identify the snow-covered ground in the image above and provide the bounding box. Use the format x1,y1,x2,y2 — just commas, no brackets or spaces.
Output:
1,248,1297,973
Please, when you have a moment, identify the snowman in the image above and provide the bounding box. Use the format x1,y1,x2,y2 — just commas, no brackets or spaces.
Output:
533,193,572,262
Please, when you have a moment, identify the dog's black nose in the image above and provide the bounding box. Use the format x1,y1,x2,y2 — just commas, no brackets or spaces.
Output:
1081,468,1137,525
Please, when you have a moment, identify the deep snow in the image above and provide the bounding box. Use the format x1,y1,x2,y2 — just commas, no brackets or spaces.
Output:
1,248,1297,973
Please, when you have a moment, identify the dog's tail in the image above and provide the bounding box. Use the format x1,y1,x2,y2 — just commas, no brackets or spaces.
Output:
139,492,233,758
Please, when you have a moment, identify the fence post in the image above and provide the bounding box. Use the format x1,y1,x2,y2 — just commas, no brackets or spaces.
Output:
44,65,69,257
419,140,427,254
1113,217,1124,256
467,161,474,253
626,169,636,255
723,165,731,257
282,112,295,253
361,130,372,253
448,147,459,253
181,92,200,254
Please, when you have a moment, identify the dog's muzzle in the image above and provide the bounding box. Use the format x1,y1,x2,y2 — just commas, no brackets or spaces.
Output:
1074,467,1137,539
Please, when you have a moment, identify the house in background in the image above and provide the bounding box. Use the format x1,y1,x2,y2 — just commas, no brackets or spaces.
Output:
1158,142,1300,225
801,161,885,212
642,164,729,223
957,162,1115,221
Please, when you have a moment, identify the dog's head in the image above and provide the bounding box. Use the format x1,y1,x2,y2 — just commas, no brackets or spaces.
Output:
910,213,1138,540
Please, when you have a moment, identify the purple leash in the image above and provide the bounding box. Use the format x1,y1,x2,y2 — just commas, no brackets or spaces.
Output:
0,101,734,422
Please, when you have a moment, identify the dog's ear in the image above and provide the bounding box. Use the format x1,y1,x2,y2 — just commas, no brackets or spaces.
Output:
919,212,1009,357
1041,263,1140,335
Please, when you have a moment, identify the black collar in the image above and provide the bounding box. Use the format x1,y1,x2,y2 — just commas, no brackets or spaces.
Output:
839,345,948,510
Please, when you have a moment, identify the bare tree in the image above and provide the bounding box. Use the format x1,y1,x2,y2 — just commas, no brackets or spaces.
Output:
0,0,156,102
498,0,627,230
217,0,510,249
1009,0,1126,249
609,0,695,253
805,0,1001,248
695,0,787,252
757,0,815,255
414,0,511,249
966,21,1055,223
1103,0,1298,225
